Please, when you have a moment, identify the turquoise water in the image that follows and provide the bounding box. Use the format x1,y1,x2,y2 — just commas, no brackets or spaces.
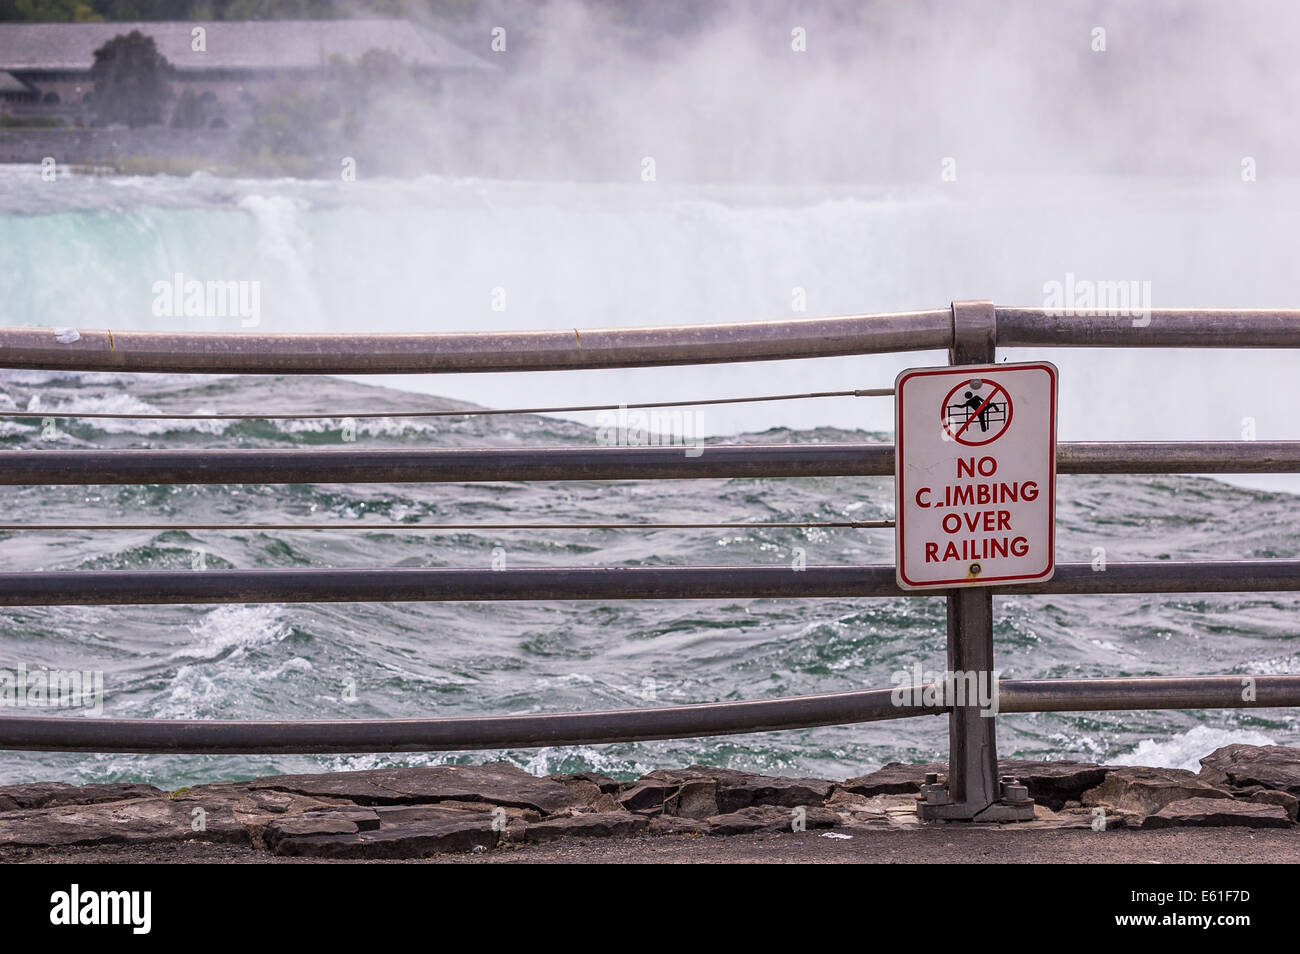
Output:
0,168,1296,788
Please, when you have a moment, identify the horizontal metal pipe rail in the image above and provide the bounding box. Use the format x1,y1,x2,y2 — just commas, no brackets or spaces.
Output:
0,311,953,373
0,561,1297,605
1,676,1295,754
995,308,1300,348
2,308,1299,375
2,441,1298,486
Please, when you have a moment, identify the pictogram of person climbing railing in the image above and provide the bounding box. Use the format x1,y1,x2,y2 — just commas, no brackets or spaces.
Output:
943,378,1010,445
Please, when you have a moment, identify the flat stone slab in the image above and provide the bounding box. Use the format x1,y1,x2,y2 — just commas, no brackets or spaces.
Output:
548,776,617,810
714,775,835,813
616,780,676,814
641,765,834,813
830,792,923,828
0,781,164,811
546,772,620,794
1246,789,1299,821
706,804,839,836
373,801,539,825
0,796,247,847
648,815,711,835
1083,766,1233,814
665,779,719,819
996,759,1108,810
238,762,579,814
1142,797,1293,829
272,816,498,858
1200,744,1300,796
263,808,381,848
838,762,948,796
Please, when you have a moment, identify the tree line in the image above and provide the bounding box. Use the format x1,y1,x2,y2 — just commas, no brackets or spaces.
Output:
0,0,480,23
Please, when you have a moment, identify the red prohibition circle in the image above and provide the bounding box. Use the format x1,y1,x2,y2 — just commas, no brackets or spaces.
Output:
940,378,1013,446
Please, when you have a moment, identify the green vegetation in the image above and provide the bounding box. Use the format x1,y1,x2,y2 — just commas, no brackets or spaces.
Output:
236,48,432,176
0,0,101,20
237,91,339,176
0,0,482,22
169,88,205,129
98,156,240,176
0,114,67,126
89,29,172,127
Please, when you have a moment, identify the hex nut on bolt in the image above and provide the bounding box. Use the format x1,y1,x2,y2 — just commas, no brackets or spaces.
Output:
1000,777,1031,803
920,773,951,806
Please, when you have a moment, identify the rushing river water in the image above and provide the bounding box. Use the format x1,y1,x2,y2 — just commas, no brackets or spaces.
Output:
0,167,1295,788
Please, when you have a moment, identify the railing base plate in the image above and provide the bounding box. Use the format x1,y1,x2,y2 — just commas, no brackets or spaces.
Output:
916,773,1036,822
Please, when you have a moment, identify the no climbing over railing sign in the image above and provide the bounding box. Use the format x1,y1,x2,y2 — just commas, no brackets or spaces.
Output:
895,362,1058,589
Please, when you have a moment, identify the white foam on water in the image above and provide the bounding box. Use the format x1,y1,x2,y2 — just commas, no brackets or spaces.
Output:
0,421,31,439
1111,724,1277,772
156,606,293,718
270,416,443,440
172,604,291,661
236,193,322,330
41,393,227,436
519,745,657,780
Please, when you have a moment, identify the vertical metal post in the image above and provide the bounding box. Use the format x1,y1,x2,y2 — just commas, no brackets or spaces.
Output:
945,586,998,811
947,301,998,815
917,300,1014,820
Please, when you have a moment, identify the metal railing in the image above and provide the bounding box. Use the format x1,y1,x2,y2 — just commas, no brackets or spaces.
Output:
2,301,1299,821
2,307,1299,373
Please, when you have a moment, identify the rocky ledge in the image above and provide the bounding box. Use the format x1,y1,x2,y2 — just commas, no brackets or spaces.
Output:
1,744,1297,860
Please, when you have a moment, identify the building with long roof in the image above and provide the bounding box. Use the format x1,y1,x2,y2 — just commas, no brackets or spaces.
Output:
0,19,491,124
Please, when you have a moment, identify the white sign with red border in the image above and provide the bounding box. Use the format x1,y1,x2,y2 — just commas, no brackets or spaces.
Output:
895,361,1057,590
